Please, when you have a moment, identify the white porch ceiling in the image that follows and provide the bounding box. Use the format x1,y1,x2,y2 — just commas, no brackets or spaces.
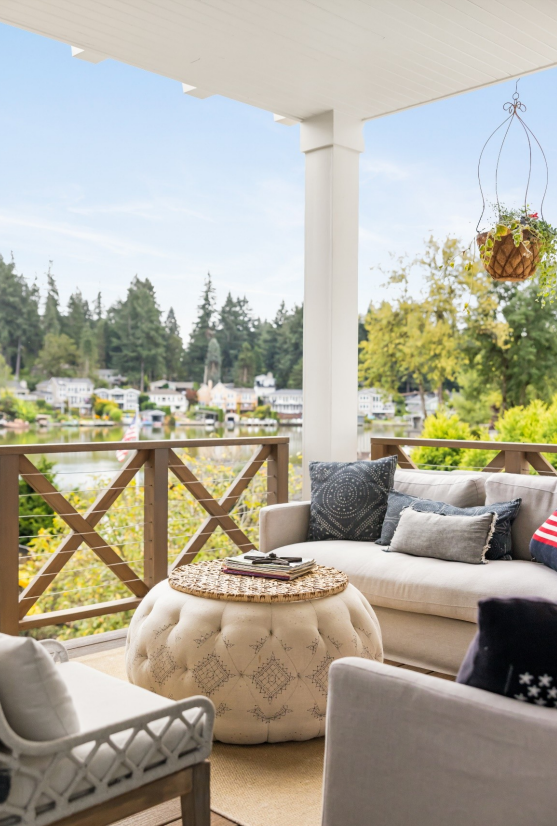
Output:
1,1,557,120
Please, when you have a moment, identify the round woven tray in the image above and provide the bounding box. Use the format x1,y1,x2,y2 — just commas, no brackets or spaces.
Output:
169,559,348,603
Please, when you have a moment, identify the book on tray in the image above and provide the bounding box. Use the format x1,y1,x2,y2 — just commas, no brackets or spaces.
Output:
222,551,316,581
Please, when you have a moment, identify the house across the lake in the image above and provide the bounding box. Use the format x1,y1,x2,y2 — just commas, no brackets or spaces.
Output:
35,377,94,414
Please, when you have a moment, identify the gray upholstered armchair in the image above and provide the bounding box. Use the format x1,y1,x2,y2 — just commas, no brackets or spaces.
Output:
322,658,557,826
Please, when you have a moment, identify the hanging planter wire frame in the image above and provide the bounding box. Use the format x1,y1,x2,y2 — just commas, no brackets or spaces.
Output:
476,83,550,283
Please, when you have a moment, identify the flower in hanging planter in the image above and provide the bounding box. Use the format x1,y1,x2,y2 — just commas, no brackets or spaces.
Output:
529,212,539,219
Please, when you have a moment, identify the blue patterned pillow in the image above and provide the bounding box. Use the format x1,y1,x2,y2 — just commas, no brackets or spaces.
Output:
377,489,521,560
307,457,397,542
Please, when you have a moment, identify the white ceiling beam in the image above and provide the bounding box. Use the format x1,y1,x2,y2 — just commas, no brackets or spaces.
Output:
71,45,107,64
182,83,214,99
273,113,302,127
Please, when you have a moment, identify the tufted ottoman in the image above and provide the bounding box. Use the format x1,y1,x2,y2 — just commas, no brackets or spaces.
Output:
126,562,382,744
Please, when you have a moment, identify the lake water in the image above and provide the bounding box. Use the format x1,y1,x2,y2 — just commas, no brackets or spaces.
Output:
1,421,411,486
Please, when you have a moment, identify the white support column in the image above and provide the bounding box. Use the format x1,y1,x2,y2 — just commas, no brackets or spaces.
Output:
300,110,364,497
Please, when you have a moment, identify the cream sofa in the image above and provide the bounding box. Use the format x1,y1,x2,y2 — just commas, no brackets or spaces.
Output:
259,469,557,675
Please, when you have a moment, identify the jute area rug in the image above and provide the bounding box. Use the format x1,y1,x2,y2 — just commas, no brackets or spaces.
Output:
76,648,324,826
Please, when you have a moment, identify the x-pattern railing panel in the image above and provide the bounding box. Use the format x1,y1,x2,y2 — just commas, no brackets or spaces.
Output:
0,437,289,633
18,450,150,618
169,444,272,569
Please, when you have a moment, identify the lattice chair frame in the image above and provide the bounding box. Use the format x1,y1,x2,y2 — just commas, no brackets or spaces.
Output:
0,641,214,826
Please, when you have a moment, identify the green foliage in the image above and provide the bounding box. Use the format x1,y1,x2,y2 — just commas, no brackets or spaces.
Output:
0,390,40,423
233,342,256,387
19,456,56,545
35,333,79,378
0,254,42,377
184,274,216,383
216,293,256,383
2,252,303,395
108,277,166,391
412,412,474,469
359,238,472,414
252,404,278,420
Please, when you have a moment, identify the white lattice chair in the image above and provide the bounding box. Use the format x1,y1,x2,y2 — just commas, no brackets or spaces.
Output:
0,640,214,826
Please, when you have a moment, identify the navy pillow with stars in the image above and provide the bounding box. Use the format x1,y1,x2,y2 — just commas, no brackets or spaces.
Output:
457,597,557,707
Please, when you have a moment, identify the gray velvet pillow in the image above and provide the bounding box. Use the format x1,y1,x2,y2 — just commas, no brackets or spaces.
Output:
307,456,397,542
388,507,497,564
377,489,521,560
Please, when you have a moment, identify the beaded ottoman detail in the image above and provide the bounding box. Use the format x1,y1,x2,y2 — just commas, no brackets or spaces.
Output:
126,561,382,744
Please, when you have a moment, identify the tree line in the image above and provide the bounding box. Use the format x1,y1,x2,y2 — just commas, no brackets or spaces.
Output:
359,237,557,425
0,254,303,391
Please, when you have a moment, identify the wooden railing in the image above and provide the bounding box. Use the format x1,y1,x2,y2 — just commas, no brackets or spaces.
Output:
0,437,289,635
371,436,557,476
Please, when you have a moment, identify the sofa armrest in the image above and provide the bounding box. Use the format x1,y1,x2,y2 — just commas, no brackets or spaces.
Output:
259,501,310,553
323,658,557,826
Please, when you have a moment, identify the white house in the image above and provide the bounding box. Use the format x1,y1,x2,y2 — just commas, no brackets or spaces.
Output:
95,387,140,413
267,389,303,421
35,378,94,414
358,388,396,419
147,388,188,414
254,373,276,398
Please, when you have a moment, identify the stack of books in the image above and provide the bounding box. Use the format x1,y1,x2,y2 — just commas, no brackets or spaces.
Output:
222,551,316,581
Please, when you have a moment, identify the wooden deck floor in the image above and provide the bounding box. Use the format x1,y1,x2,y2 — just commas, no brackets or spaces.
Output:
70,631,454,826
112,660,454,826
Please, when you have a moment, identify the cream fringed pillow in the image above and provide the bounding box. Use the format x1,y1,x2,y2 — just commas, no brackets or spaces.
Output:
388,507,497,565
0,634,79,741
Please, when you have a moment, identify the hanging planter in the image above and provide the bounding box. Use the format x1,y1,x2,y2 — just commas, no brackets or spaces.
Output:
475,85,557,299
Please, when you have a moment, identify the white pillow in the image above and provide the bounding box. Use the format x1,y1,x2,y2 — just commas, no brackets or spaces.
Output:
0,635,80,741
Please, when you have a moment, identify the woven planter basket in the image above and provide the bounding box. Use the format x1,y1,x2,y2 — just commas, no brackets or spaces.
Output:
477,229,541,282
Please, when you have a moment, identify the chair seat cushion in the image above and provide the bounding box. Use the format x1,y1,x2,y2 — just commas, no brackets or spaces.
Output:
284,540,557,623
8,664,207,815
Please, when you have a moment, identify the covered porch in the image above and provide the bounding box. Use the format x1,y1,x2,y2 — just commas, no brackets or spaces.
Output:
2,2,557,825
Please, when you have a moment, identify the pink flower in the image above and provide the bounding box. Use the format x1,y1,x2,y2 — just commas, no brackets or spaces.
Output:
529,212,539,219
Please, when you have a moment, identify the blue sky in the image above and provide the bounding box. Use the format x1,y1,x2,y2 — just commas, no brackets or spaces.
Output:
2,21,557,338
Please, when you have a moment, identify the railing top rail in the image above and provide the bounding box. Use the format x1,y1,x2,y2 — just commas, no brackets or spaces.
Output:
0,436,289,455
370,436,557,454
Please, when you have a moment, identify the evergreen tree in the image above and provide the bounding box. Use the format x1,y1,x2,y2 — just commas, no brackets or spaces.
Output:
42,263,62,336
273,304,303,388
0,254,42,377
233,341,256,387
165,308,184,380
216,293,255,382
184,274,216,382
79,323,97,376
204,335,222,384
64,289,91,346
108,277,166,391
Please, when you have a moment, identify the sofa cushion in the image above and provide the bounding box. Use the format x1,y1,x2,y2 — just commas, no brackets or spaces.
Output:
378,489,521,560
307,456,397,542
457,597,557,707
280,540,557,623
486,474,557,561
389,508,496,564
394,469,486,507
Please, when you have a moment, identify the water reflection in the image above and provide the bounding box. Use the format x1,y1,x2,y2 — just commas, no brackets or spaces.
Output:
0,421,410,485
